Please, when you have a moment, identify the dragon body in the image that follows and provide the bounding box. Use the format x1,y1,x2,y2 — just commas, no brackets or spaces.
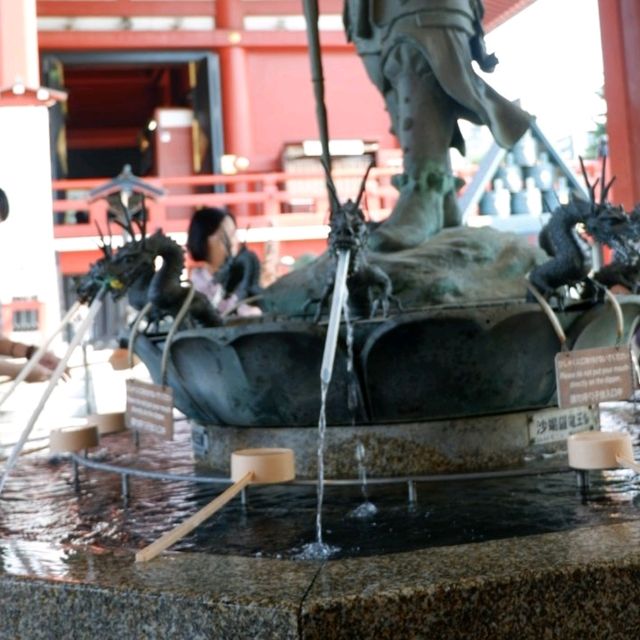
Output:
77,227,221,328
528,159,640,302
528,198,595,297
147,232,221,327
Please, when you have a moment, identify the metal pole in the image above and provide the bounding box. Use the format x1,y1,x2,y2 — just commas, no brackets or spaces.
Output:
72,458,80,492
576,470,590,491
302,0,338,213
407,480,417,506
121,474,130,501
0,290,106,495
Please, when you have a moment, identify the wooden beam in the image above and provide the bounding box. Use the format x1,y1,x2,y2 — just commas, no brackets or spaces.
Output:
38,28,351,51
240,0,343,15
37,1,215,17
66,127,140,149
37,0,533,24
483,0,537,31
37,0,344,18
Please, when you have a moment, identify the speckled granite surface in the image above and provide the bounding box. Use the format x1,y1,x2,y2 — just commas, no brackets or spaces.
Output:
2,522,640,639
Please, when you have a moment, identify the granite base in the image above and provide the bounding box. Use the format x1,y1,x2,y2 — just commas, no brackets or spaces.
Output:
2,521,640,639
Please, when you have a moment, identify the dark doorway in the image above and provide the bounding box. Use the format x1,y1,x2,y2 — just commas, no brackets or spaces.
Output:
41,51,224,180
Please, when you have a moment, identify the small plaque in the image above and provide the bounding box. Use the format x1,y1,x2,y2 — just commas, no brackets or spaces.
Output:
529,406,598,445
126,379,174,440
555,346,634,409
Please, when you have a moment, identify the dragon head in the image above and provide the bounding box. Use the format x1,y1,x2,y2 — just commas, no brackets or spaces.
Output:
324,161,372,258
579,156,640,250
76,229,166,304
584,201,632,245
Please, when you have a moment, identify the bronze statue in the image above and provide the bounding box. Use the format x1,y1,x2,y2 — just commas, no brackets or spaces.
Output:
0,188,9,222
343,0,532,251
529,160,640,303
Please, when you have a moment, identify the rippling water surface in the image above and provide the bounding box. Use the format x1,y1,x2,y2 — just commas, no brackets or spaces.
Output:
1,389,640,560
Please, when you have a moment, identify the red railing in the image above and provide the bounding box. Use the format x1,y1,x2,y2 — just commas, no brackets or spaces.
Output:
51,167,404,239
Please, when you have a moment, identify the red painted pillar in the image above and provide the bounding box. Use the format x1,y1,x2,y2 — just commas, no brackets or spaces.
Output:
0,0,39,87
217,0,253,162
598,0,640,209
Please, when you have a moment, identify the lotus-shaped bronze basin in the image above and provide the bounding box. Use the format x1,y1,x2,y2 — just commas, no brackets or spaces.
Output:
133,297,640,428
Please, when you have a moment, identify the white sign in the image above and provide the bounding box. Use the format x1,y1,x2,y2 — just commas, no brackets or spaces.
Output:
529,405,598,445
126,379,174,440
555,346,634,408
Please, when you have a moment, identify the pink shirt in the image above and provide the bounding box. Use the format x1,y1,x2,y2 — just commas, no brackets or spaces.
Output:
190,266,261,318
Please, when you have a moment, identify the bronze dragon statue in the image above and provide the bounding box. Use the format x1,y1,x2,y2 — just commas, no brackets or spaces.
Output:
305,163,397,320
76,194,221,328
588,204,640,294
528,158,640,304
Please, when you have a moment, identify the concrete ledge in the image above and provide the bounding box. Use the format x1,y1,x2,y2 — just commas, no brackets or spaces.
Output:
3,522,640,639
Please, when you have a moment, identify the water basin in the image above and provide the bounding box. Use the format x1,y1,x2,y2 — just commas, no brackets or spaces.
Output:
1,402,639,561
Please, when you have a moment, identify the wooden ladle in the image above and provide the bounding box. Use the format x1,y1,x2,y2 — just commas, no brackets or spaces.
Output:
567,430,638,472
135,448,295,563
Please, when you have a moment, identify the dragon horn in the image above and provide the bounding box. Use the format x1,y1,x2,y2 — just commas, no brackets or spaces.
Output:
319,158,340,214
579,156,597,205
354,161,375,211
94,220,112,258
130,197,147,244
123,202,135,239
601,176,617,203
599,154,608,204
140,198,148,240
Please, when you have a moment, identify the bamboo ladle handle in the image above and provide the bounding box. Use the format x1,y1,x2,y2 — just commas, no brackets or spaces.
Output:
616,455,640,474
135,471,253,563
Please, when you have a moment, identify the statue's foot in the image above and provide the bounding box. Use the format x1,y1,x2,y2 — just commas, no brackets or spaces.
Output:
368,189,444,252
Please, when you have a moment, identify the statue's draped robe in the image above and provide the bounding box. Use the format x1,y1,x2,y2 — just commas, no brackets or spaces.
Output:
343,0,531,155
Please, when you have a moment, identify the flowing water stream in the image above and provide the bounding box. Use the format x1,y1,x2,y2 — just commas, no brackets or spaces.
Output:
296,248,351,560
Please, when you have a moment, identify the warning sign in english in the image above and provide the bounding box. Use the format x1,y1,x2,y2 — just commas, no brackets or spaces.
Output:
555,346,634,408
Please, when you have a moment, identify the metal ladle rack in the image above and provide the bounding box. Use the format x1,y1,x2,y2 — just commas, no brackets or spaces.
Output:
67,448,573,507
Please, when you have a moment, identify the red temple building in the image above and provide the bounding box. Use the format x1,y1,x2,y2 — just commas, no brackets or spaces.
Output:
0,0,638,339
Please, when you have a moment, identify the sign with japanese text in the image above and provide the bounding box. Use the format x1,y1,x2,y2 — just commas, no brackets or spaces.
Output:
528,405,598,445
555,346,634,409
125,379,174,440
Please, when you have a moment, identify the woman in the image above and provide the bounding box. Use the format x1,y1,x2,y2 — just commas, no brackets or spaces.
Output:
186,208,262,317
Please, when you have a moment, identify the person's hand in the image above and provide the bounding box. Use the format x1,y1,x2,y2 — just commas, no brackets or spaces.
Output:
25,364,56,383
37,350,71,381
0,360,55,383
38,350,62,371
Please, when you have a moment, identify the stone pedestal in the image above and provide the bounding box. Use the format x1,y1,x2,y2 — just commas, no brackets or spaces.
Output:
3,522,640,639
190,406,597,478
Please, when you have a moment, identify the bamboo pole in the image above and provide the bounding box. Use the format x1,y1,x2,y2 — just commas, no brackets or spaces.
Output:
135,471,253,563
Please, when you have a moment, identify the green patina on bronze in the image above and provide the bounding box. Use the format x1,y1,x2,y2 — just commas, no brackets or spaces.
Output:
344,0,531,250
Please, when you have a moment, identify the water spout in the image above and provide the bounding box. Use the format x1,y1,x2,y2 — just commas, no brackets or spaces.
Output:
300,249,351,560
320,249,351,386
